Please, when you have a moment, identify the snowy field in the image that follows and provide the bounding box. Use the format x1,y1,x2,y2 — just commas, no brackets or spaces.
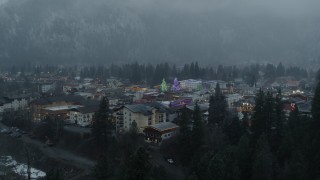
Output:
0,156,46,179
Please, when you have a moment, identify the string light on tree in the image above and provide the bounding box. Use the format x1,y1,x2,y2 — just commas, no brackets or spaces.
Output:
161,78,168,93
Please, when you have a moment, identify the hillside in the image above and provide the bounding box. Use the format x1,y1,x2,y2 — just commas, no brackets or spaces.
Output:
0,0,320,66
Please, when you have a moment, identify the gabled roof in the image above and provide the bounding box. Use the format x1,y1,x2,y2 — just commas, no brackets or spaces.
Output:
147,122,179,132
296,101,312,113
186,103,209,112
70,105,99,114
125,104,153,116
286,80,300,87
145,102,168,113
32,95,85,105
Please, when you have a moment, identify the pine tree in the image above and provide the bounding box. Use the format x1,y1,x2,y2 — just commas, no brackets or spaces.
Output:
270,90,284,153
312,82,320,121
225,117,242,145
236,135,252,180
252,134,273,180
190,62,195,78
264,92,275,138
208,95,215,125
193,151,215,180
125,147,152,180
194,62,200,79
92,97,111,149
208,146,240,180
278,106,303,166
191,103,204,151
307,81,320,179
93,154,114,180
274,90,284,135
283,150,308,180
316,68,320,81
178,108,192,165
276,62,285,77
208,83,228,126
129,120,139,136
252,89,266,141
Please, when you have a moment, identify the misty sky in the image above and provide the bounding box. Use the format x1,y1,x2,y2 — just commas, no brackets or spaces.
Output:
2,0,320,18
117,0,320,18
0,0,320,66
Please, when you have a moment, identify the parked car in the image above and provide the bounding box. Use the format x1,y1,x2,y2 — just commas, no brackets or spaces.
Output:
163,156,176,165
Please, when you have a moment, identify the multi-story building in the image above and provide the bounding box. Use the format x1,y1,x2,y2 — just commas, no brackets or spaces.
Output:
30,95,85,121
180,79,203,91
69,106,99,127
116,102,168,133
39,83,56,93
144,122,179,144
0,96,33,113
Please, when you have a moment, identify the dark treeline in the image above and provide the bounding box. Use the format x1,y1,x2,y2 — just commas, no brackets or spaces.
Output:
164,83,320,180
81,62,310,85
90,82,320,180
4,62,311,85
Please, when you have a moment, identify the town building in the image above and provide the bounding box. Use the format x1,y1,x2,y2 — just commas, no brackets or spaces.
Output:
117,102,168,133
69,106,99,127
143,122,179,144
30,95,85,121
39,83,56,93
0,95,33,113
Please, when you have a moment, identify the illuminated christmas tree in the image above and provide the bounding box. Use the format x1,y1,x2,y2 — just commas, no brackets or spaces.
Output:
161,78,168,92
173,77,181,91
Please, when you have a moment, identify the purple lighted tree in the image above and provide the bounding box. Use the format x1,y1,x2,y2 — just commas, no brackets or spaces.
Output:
173,77,181,91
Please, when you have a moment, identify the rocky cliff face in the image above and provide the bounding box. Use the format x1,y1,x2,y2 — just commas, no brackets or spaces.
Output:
0,0,319,66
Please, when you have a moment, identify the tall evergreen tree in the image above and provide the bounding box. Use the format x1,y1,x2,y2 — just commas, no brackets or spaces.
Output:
264,92,275,138
276,62,285,77
208,83,228,126
236,135,252,180
178,108,192,165
283,150,307,180
278,105,303,166
93,154,114,180
190,62,195,78
312,82,320,121
191,103,204,151
208,146,240,180
92,97,111,149
252,134,273,180
307,81,320,179
271,89,285,153
252,89,266,141
225,117,242,145
125,147,152,180
316,68,320,81
194,62,200,78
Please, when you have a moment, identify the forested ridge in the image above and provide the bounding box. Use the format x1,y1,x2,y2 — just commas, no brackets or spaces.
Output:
0,0,320,66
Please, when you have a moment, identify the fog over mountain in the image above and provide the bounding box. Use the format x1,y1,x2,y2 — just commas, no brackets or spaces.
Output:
0,0,320,66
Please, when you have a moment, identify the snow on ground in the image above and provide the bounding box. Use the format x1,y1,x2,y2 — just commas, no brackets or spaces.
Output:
0,156,46,179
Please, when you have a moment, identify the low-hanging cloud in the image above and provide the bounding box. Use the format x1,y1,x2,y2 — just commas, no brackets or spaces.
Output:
116,0,320,18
